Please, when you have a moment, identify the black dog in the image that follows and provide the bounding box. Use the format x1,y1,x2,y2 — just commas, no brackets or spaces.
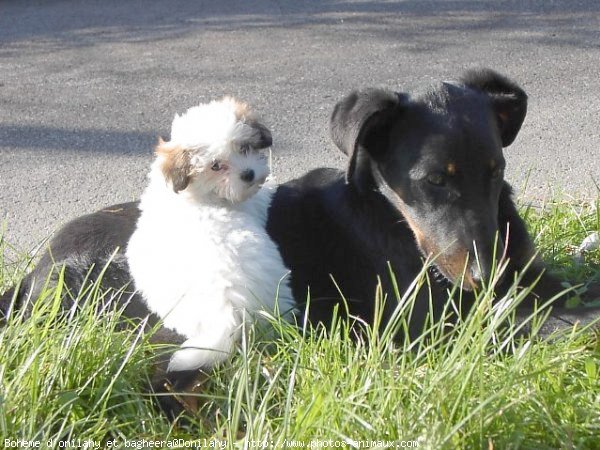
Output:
0,201,204,417
266,69,600,336
1,69,598,378
1,202,144,319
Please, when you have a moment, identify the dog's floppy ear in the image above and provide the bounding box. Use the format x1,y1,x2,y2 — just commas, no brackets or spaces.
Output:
231,98,273,150
460,68,528,147
330,88,405,186
245,118,273,150
155,137,193,193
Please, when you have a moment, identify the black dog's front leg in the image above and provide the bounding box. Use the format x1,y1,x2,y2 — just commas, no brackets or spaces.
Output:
497,185,599,307
497,187,600,337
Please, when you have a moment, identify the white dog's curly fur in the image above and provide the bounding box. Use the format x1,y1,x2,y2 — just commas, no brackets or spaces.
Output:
126,98,295,372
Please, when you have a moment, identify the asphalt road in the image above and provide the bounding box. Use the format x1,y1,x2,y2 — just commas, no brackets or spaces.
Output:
1,0,599,254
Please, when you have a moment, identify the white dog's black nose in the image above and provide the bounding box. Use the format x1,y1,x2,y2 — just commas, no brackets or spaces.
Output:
240,169,255,183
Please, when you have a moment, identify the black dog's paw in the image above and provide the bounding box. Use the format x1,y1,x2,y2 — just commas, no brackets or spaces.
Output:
578,282,600,306
549,305,600,332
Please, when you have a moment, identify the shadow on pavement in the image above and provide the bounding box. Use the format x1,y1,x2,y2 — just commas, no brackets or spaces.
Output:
0,124,157,155
1,0,598,52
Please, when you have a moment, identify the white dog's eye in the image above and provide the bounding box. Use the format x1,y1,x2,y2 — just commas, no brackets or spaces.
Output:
211,161,221,171
240,144,251,154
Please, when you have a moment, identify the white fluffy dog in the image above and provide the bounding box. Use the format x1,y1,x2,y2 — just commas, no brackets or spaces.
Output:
126,98,295,373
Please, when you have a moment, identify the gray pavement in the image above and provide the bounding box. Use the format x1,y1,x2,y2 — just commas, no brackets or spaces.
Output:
1,0,599,254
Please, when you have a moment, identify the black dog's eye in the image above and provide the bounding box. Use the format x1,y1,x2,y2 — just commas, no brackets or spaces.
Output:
491,167,504,179
426,173,446,187
211,161,221,171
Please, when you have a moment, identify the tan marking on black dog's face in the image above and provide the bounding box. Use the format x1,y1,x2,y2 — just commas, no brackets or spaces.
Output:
395,202,426,249
395,198,478,290
489,159,504,180
446,162,457,176
435,246,477,289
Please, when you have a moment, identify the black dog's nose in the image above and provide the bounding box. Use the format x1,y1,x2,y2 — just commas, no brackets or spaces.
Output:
469,255,505,288
470,265,485,287
240,169,255,183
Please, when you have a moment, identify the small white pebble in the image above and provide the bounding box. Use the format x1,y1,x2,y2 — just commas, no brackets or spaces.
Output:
578,232,599,253
574,232,599,265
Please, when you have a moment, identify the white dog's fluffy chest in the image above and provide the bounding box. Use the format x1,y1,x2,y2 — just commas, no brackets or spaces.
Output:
126,182,294,371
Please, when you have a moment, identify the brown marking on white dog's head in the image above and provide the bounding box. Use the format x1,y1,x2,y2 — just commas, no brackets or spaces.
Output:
155,137,194,193
230,97,251,121
229,97,273,150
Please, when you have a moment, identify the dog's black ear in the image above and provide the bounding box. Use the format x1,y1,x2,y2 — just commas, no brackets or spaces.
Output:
155,138,192,193
245,119,273,150
330,89,405,186
461,68,528,147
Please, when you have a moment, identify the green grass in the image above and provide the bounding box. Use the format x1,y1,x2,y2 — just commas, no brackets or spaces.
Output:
1,199,599,449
